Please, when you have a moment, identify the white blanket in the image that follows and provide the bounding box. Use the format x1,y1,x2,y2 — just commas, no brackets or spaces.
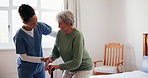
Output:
90,71,148,78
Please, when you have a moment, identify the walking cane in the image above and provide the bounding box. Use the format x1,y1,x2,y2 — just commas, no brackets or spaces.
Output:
51,68,55,78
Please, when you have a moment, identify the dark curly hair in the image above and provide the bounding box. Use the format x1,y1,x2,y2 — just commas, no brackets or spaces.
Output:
18,4,35,23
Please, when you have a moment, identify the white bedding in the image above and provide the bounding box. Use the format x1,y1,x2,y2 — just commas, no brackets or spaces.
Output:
90,71,148,78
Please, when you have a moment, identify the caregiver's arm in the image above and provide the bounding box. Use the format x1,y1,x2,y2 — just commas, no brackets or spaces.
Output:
19,54,44,63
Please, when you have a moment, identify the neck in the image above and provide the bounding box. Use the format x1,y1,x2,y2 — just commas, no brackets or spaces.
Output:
22,25,32,31
65,26,75,34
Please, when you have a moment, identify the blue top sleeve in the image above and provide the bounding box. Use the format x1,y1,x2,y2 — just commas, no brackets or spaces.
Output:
38,22,52,35
13,30,27,54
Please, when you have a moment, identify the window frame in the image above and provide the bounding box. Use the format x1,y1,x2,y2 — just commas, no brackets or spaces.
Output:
0,0,63,50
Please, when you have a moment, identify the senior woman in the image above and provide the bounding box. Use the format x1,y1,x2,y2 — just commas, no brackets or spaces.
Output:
44,10,93,78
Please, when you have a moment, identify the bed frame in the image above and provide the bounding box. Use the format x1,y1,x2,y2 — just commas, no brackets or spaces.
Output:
143,33,148,56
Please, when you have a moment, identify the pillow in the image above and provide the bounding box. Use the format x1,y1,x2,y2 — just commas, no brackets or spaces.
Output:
141,56,148,73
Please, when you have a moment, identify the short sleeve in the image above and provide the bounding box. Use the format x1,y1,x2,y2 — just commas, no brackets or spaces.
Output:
13,35,26,54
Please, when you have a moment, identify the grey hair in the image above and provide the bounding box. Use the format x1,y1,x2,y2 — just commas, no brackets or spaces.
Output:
56,10,74,26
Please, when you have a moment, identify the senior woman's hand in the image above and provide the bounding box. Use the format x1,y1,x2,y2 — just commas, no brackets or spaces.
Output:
47,65,60,74
44,57,54,71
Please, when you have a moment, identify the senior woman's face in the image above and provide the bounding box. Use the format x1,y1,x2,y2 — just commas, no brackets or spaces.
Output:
58,21,69,32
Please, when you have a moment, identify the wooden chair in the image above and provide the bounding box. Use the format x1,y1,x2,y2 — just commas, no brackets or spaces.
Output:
93,43,124,75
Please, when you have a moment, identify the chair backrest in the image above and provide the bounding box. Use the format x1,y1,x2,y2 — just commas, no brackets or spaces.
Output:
104,43,124,66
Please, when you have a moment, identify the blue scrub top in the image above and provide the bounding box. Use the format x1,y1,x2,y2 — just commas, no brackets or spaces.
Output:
13,22,52,73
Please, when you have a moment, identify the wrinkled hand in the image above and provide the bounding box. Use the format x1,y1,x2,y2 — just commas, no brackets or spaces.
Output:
44,57,54,71
47,65,55,74
47,65,59,74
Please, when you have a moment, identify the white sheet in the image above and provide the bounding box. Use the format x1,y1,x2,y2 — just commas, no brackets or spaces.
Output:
90,71,148,78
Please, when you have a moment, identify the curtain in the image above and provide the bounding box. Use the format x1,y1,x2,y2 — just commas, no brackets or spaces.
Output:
64,0,81,29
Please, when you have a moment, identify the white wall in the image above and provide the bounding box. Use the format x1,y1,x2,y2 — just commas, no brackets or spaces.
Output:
123,0,148,71
0,50,17,78
80,0,108,61
80,0,148,71
107,0,148,71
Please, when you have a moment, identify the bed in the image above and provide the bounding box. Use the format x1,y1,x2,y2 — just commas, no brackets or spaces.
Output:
90,33,148,78
90,70,148,78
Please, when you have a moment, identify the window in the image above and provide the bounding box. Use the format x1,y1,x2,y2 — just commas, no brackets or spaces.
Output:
0,0,63,49
0,11,9,43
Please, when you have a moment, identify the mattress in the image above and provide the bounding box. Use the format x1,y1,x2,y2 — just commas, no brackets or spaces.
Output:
90,71,148,78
